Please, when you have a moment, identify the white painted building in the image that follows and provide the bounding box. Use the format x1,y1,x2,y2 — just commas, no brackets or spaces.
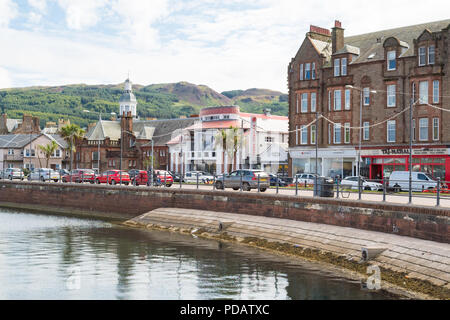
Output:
168,106,289,175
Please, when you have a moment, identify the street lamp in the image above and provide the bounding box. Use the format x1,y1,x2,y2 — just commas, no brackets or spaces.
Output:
345,85,377,200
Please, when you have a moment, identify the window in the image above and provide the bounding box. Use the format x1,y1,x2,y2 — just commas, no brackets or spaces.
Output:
433,118,439,141
344,89,350,110
387,50,396,70
328,91,331,111
432,80,439,103
428,45,435,65
363,122,370,140
311,125,316,144
299,64,303,80
300,126,308,145
8,149,14,155
363,88,370,105
311,93,316,112
334,59,340,77
419,118,428,141
334,90,341,111
333,124,341,144
312,62,316,79
341,58,347,76
387,84,396,107
54,149,61,157
418,47,426,66
92,151,99,161
265,136,274,143
305,63,311,80
387,120,396,142
301,93,308,113
419,81,428,104
344,123,350,144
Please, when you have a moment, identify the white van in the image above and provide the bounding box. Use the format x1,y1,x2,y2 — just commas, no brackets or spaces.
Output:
388,171,437,191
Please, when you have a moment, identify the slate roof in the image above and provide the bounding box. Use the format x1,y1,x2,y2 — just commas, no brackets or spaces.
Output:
85,120,121,141
344,19,450,64
0,134,40,148
47,134,68,149
309,37,332,59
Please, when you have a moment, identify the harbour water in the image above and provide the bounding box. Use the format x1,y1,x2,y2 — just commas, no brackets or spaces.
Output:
0,208,397,300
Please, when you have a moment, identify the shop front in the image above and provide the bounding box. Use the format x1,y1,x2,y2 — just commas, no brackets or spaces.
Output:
289,148,357,179
361,146,450,182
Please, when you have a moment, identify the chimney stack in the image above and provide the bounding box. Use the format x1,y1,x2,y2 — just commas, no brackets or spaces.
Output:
332,20,344,54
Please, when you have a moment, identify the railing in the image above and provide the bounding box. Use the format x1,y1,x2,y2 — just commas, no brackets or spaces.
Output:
3,154,24,161
15,170,450,207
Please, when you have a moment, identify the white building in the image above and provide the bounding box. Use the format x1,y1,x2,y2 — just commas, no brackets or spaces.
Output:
168,106,289,175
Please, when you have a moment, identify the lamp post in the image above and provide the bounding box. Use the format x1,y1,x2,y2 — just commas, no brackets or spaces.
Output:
345,85,377,200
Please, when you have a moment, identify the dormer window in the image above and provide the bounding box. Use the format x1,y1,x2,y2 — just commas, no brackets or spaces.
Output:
341,58,347,76
428,45,435,64
387,50,396,70
334,59,340,77
418,47,426,66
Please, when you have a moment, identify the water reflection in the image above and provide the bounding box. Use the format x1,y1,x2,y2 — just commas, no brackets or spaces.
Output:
0,209,396,300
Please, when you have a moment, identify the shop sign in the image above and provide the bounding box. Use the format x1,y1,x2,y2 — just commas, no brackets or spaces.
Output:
361,147,449,156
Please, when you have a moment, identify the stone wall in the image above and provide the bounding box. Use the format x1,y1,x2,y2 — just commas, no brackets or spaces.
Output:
0,181,448,243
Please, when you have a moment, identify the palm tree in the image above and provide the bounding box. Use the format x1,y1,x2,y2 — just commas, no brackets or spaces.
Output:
38,140,58,168
60,124,85,171
214,129,228,174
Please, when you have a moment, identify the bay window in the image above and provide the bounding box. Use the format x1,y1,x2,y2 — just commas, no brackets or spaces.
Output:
419,81,428,104
334,124,341,144
300,125,308,145
301,93,308,113
334,59,340,77
419,118,428,141
341,58,347,76
305,63,311,80
334,90,341,111
344,89,351,110
418,47,426,66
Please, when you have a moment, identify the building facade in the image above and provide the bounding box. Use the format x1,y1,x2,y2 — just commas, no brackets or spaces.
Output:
288,19,450,181
168,106,289,175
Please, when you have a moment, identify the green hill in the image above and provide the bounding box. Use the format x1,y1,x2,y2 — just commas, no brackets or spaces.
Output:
0,82,288,128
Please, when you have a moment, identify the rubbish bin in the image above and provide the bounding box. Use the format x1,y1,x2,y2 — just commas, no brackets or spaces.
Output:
315,177,334,197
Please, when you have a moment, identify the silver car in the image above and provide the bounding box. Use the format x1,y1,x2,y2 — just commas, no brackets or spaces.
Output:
1,168,25,180
215,170,270,192
28,168,60,182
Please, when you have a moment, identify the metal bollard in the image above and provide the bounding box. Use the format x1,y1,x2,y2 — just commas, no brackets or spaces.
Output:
382,179,386,202
336,179,340,199
304,180,307,189
81,171,84,184
240,171,243,192
179,172,182,188
196,172,199,189
213,175,216,191
358,176,362,200
295,177,298,196
257,174,260,193
223,173,225,191
164,171,167,188
436,178,440,207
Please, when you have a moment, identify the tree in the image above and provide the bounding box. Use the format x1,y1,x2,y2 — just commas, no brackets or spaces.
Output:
60,124,85,171
38,140,58,168
215,129,228,174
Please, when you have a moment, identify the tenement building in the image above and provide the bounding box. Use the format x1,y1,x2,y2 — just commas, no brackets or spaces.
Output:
288,19,450,181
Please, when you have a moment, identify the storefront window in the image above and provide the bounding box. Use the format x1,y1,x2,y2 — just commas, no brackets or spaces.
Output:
292,159,308,175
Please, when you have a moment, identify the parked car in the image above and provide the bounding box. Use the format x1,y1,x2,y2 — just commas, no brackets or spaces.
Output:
268,174,288,187
214,170,269,192
95,170,130,185
128,169,141,180
340,176,383,191
169,171,184,183
154,170,173,187
1,168,24,180
28,168,60,182
62,169,96,183
184,171,215,183
388,171,438,192
59,169,70,177
295,173,319,185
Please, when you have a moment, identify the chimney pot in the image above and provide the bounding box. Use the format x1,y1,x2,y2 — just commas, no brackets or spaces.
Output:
335,20,342,28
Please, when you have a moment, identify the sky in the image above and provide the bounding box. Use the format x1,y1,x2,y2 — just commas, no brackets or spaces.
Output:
0,0,449,93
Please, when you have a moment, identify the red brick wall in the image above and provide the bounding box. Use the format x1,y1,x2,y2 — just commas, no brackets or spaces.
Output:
0,181,448,243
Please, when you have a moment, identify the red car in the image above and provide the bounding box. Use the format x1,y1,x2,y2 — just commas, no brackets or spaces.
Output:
132,170,173,187
62,169,96,183
95,170,130,185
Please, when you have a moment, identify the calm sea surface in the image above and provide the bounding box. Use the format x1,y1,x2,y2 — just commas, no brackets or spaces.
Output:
0,208,397,300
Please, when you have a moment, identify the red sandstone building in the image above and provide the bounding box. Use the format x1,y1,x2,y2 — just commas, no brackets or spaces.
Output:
288,19,450,181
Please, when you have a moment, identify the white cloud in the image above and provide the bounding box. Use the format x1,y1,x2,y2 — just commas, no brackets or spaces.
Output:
28,0,47,12
0,67,12,88
57,0,107,30
0,0,17,28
